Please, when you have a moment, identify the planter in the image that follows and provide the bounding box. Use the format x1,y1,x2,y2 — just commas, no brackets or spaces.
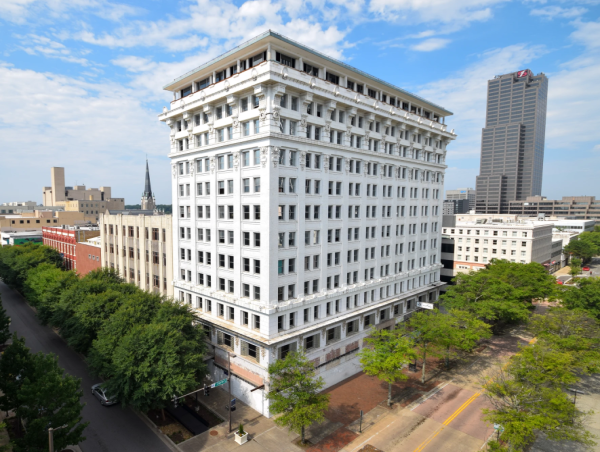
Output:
235,431,248,445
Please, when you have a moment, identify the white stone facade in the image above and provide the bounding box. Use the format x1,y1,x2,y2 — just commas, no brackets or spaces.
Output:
159,31,454,416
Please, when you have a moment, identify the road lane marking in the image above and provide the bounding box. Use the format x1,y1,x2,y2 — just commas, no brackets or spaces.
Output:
412,392,481,452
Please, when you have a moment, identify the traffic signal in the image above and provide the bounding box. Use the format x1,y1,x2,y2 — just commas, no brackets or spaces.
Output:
204,385,210,396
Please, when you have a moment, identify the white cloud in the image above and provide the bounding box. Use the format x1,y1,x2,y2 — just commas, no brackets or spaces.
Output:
0,64,171,204
530,6,587,19
368,0,507,29
570,18,600,50
0,0,139,25
544,55,600,149
18,34,93,66
72,0,350,57
410,38,450,51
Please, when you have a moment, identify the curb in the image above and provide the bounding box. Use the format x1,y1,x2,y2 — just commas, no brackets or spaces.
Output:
136,410,184,452
407,381,449,411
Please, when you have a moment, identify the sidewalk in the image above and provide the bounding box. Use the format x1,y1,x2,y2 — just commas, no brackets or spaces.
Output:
178,385,303,452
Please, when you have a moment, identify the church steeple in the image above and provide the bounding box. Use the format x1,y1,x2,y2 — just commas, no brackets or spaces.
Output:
141,159,156,211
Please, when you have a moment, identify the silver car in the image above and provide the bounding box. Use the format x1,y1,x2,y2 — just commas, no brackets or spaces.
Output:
91,383,117,406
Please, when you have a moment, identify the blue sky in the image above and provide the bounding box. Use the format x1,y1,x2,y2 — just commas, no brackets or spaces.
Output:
0,0,599,205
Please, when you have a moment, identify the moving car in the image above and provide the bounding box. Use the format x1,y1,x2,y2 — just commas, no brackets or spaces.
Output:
91,383,117,406
583,266,591,271
557,280,564,285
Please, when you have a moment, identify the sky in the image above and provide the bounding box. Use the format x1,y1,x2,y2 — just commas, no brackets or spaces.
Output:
0,0,599,205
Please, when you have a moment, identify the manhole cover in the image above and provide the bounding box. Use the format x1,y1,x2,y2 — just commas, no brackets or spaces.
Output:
210,430,218,436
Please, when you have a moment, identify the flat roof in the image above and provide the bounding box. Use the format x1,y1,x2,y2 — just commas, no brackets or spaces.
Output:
163,30,452,116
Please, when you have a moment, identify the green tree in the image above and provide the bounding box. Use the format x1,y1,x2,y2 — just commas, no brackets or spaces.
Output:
436,309,492,369
441,267,532,328
98,302,207,414
22,264,78,324
564,239,596,263
14,245,62,291
0,334,35,417
88,291,167,377
528,308,600,374
267,349,330,444
406,310,446,383
359,327,416,406
484,260,556,303
482,343,595,451
0,295,10,345
569,257,582,279
561,278,600,319
50,268,132,355
15,352,87,452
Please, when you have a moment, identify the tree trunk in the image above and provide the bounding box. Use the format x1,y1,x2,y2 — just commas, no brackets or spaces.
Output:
421,348,427,384
446,345,450,370
161,408,166,422
388,382,392,407
301,425,305,444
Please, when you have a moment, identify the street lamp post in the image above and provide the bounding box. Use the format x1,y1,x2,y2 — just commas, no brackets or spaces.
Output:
48,424,68,452
228,352,236,433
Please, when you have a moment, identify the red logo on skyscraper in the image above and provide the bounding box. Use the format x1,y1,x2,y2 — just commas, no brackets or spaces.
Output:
517,70,529,78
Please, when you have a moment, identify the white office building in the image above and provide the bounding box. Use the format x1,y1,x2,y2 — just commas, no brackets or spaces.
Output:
159,31,455,416
440,214,554,287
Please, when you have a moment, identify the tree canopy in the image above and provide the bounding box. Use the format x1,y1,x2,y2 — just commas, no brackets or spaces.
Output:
267,349,330,444
359,326,416,406
0,295,10,345
0,244,209,415
441,260,555,328
560,277,600,320
15,352,87,452
564,236,598,263
483,307,600,450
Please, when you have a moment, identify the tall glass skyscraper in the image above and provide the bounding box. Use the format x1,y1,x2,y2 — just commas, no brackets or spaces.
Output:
475,69,548,213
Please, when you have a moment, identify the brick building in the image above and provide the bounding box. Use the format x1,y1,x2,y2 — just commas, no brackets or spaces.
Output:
75,236,102,276
42,226,101,272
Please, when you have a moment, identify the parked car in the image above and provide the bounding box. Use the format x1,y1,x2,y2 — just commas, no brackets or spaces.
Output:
583,266,591,271
557,280,564,285
91,383,117,406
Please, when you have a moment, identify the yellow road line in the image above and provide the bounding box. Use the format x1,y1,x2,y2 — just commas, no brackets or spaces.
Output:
412,392,481,452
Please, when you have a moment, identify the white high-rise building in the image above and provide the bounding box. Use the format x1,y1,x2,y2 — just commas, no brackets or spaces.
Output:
159,31,455,416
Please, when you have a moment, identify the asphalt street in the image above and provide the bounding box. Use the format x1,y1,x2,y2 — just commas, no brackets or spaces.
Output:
0,280,172,452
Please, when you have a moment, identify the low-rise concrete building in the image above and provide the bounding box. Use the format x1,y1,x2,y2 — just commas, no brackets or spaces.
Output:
0,230,43,246
508,196,600,220
42,167,125,221
440,214,554,288
0,210,96,231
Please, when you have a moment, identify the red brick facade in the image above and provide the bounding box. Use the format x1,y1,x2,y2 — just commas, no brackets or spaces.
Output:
42,226,101,275
75,242,102,276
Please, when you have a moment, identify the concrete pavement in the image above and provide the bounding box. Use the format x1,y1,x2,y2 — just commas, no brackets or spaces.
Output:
0,280,173,452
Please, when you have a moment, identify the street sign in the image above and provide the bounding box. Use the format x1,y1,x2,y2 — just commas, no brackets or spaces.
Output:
417,302,434,310
494,423,504,432
212,378,228,388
